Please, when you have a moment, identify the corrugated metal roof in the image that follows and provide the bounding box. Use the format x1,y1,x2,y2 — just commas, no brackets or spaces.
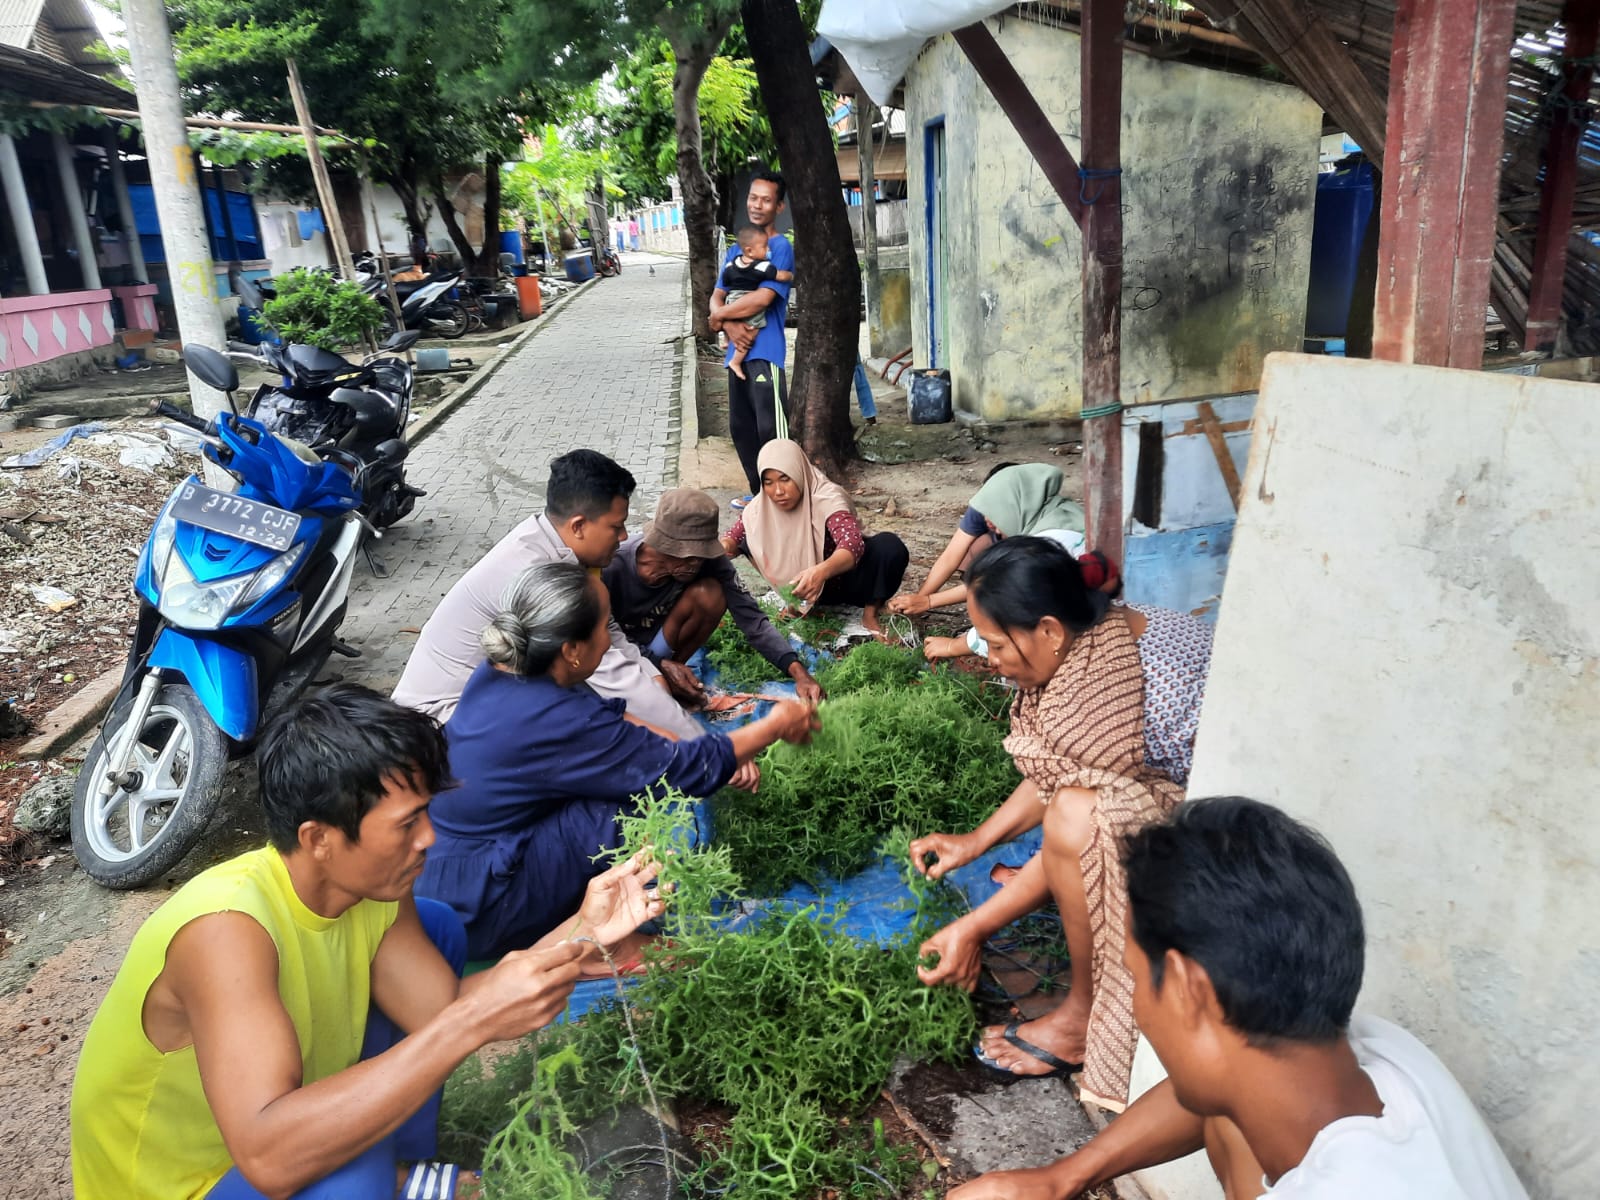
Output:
0,42,130,105
0,0,47,49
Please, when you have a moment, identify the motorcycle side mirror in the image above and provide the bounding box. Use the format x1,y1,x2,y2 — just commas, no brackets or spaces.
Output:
380,329,421,352
183,343,240,395
375,438,409,466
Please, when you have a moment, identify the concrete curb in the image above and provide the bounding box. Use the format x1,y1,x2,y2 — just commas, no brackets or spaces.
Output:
678,265,700,458
15,665,123,762
405,276,599,451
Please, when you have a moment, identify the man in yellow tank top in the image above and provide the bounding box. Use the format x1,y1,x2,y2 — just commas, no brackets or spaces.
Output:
70,684,663,1200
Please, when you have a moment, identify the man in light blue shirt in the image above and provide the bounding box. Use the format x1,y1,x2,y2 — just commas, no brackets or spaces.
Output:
710,171,793,505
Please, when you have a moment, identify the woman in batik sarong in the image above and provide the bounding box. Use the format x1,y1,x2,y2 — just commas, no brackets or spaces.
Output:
911,537,1212,1112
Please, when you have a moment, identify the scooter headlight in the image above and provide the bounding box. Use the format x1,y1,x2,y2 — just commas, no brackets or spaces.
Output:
157,542,307,631
148,503,178,574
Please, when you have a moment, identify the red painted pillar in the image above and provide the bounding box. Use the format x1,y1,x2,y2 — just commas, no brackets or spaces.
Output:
1374,0,1518,368
1524,0,1600,352
1079,0,1124,563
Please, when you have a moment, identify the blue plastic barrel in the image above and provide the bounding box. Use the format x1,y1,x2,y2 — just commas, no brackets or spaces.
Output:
498,230,525,267
564,250,595,282
1306,161,1375,338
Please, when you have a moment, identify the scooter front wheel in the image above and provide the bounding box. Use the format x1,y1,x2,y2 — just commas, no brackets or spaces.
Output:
71,683,230,889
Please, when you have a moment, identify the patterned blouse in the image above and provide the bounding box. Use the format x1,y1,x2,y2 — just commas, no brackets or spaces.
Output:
1125,604,1212,785
726,510,866,566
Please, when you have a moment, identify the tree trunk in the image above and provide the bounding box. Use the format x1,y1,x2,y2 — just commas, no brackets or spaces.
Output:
386,169,432,265
741,0,858,476
429,173,480,269
476,156,502,277
664,12,735,343
331,170,369,255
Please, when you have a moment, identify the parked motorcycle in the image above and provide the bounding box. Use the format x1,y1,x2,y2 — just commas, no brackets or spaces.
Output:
596,243,622,277
234,329,426,532
71,345,389,887
371,271,472,340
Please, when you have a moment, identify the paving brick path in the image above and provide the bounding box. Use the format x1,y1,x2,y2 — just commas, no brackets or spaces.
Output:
338,253,687,692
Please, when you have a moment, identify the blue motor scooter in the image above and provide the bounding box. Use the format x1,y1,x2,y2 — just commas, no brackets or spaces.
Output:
71,345,382,887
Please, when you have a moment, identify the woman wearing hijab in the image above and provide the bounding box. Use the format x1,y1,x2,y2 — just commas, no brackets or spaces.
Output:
721,439,909,635
887,462,1086,618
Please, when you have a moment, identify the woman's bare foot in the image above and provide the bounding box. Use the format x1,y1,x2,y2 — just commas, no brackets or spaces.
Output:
979,996,1090,1076
862,604,893,643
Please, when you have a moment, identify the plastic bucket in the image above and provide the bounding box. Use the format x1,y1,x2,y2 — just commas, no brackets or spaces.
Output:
908,369,953,424
415,347,451,372
514,274,543,319
564,250,595,282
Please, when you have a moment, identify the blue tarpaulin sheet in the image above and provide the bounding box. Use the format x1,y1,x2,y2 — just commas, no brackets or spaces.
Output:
548,630,1037,1021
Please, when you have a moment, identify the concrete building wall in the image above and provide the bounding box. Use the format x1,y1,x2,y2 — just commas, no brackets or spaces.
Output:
903,18,1321,420
1132,354,1600,1200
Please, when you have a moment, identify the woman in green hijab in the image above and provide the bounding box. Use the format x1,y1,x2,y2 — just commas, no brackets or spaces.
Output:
887,463,1086,618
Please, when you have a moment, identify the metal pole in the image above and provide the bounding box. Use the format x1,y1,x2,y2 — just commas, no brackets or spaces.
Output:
286,57,356,279
119,0,230,424
0,134,49,295
51,133,102,290
103,126,148,284
856,95,881,355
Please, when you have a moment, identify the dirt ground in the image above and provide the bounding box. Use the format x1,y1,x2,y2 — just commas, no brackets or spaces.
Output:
0,420,203,862
0,357,1093,1199
685,360,1086,580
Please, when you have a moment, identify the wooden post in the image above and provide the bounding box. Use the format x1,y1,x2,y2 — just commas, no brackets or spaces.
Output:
362,164,405,332
1373,0,1517,368
952,24,1086,228
286,57,356,279
1079,0,1124,563
951,19,1123,557
857,95,881,355
1524,0,1600,352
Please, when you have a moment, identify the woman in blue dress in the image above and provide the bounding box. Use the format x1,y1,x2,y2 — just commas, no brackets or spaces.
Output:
416,560,819,961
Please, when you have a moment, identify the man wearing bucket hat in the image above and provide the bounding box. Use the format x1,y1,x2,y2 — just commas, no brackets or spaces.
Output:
603,488,823,705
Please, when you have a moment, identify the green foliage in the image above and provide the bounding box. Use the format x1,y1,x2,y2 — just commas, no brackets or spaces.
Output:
704,613,788,690
596,34,776,206
710,673,1018,892
816,641,927,695
611,786,741,935
259,269,385,349
442,791,977,1199
481,1043,605,1200
0,92,111,137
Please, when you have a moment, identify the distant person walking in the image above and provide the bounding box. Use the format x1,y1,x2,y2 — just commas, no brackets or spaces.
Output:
710,171,793,510
628,216,641,251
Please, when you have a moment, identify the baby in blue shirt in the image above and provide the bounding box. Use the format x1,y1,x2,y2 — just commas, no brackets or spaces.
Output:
716,225,794,379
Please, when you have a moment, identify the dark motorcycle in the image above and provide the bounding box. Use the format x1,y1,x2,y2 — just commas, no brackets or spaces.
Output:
228,328,426,533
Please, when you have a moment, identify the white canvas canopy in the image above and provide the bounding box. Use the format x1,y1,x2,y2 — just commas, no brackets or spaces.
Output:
816,0,1011,106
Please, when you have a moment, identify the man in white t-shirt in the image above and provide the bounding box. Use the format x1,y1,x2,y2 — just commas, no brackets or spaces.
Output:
949,797,1529,1200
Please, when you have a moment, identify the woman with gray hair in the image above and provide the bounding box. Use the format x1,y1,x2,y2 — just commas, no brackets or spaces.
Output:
415,560,819,962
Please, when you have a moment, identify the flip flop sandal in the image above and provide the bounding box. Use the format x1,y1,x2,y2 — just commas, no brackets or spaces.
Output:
401,1161,468,1199
972,1020,1083,1079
